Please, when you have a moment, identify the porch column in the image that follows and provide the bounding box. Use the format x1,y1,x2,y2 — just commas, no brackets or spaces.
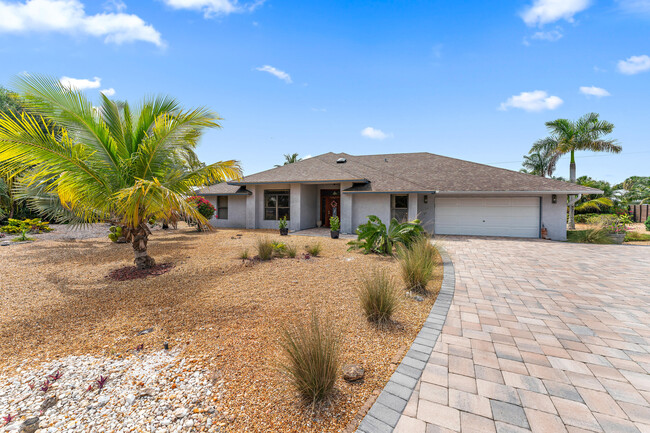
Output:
246,185,256,229
341,182,353,234
290,183,301,231
408,193,418,221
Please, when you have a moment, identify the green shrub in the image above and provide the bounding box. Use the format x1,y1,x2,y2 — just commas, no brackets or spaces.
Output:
279,313,340,404
278,216,288,230
348,215,424,255
586,214,619,226
567,228,614,244
187,196,215,220
329,216,340,232
625,231,650,242
256,237,274,260
305,242,322,257
359,269,400,323
397,236,438,292
11,229,34,242
646,216,650,232
286,243,297,258
239,248,250,260
1,218,51,234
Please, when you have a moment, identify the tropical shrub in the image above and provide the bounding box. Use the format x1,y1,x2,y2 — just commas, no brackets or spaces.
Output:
187,196,215,220
278,216,288,230
397,236,438,292
359,269,400,323
348,215,424,255
256,237,274,260
0,218,51,234
11,229,34,242
305,242,322,257
646,216,650,231
329,216,340,232
279,313,340,403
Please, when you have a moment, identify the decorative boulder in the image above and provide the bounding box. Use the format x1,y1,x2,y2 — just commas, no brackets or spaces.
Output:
343,364,365,382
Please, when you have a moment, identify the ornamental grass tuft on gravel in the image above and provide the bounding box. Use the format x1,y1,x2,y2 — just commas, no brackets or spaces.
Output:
0,225,442,432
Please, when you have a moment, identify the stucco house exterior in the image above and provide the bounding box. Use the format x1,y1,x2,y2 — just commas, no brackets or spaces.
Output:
197,152,600,240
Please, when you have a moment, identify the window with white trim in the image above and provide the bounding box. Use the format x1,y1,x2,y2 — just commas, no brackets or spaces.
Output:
264,190,290,220
217,196,228,220
391,194,408,222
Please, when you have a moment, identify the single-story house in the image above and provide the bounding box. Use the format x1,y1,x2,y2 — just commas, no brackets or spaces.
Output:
197,152,600,240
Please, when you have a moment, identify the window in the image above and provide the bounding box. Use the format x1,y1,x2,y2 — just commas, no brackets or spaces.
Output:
264,190,290,220
217,196,228,220
391,194,409,222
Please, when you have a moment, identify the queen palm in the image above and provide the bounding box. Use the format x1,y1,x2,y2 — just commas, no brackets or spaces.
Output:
521,138,558,177
530,113,621,229
0,75,241,268
274,152,302,167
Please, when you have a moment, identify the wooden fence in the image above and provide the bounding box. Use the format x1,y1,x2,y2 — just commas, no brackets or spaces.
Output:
629,204,650,223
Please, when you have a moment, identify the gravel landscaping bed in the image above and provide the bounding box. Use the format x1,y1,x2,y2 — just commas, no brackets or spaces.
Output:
0,227,442,432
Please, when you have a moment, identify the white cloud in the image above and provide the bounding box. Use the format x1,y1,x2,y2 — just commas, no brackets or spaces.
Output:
531,29,563,41
100,88,116,96
103,0,126,12
60,76,101,90
0,0,164,47
499,90,563,112
521,0,591,26
617,55,650,75
255,65,292,83
361,127,392,140
579,86,610,97
617,0,650,13
162,0,264,17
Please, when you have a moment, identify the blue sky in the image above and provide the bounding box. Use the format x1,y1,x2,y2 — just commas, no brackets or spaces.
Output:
0,0,648,184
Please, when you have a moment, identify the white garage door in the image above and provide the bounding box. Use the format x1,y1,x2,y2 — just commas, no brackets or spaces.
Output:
434,197,540,238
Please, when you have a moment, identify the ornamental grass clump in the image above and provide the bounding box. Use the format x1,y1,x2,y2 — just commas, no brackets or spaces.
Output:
305,242,322,257
359,269,400,323
397,236,438,293
256,237,274,260
567,227,613,244
286,243,297,258
280,313,340,404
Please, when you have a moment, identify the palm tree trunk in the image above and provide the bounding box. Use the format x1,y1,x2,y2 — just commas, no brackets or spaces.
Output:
130,223,155,269
568,151,576,230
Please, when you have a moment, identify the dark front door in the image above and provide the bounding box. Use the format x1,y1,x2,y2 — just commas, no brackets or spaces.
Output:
321,190,341,227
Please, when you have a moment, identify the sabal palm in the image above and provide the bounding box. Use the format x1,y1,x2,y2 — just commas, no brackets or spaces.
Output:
530,113,621,229
522,139,558,177
0,75,241,268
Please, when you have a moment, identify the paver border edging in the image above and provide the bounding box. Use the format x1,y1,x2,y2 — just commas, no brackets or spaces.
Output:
356,245,455,433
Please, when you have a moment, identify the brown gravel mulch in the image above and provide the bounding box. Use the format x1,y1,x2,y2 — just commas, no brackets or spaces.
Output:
106,263,174,280
0,226,443,432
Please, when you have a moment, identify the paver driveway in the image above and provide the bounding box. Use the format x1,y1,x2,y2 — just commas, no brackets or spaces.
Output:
396,237,650,433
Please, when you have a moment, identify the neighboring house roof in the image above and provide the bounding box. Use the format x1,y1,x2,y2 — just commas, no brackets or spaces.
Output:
205,152,603,194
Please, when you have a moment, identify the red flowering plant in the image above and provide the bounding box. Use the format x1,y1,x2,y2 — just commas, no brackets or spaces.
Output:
187,196,215,231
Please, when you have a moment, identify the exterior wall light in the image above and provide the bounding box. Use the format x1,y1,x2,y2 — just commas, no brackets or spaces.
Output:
552,194,557,204
424,195,428,203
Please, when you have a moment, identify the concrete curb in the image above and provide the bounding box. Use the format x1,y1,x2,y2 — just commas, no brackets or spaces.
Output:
356,245,456,433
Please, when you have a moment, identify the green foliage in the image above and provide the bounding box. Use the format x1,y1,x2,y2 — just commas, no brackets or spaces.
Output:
187,196,215,220
646,216,650,231
1,218,51,234
359,269,400,323
256,237,274,260
278,216,288,230
271,240,286,257
279,313,340,404
285,243,297,258
575,197,614,214
615,176,650,205
305,242,322,257
108,225,123,242
274,153,302,168
11,229,34,242
625,231,650,242
348,215,425,255
521,138,558,177
239,248,249,260
329,216,340,232
567,228,614,244
397,236,438,293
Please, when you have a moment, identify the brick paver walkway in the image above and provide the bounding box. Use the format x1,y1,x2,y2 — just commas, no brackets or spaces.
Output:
396,237,650,433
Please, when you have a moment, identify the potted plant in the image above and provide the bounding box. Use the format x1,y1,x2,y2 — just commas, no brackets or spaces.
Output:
607,214,631,244
330,216,340,239
279,216,289,236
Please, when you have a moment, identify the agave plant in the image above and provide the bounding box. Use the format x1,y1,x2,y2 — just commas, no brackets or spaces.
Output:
348,215,425,255
0,75,242,268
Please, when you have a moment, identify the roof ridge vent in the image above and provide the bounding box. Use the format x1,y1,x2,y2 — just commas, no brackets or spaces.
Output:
336,157,347,163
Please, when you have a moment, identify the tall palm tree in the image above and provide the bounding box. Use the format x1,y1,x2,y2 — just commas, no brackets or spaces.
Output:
275,153,302,167
521,138,558,177
0,75,242,268
530,113,621,229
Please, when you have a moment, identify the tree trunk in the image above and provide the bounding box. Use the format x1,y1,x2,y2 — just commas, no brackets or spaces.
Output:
568,151,576,230
130,223,155,269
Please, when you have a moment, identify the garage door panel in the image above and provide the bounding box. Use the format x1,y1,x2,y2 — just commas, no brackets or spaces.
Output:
435,197,540,238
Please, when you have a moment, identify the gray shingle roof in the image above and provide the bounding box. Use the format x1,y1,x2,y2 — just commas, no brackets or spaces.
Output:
196,183,252,195
207,152,602,194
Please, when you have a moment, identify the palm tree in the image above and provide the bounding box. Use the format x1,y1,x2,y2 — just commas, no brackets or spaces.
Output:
275,153,302,167
521,138,558,177
0,75,242,268
530,113,621,229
